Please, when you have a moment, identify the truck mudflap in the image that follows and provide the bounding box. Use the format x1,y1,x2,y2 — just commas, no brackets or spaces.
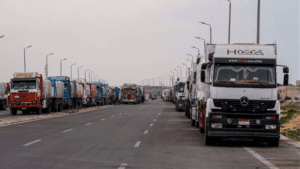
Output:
206,112,280,139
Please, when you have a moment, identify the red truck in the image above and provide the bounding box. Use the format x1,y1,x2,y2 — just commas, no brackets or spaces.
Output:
86,83,97,107
9,72,52,115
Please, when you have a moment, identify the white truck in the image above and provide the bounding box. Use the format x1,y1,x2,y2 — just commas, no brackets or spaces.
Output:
174,77,187,111
192,44,289,147
0,82,8,110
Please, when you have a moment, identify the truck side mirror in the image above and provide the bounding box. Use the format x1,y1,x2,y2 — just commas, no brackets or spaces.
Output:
201,71,205,82
201,63,207,70
209,53,214,61
197,58,201,65
187,81,190,90
283,67,289,73
284,74,289,86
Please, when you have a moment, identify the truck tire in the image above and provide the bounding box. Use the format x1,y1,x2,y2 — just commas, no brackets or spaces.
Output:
11,108,17,115
196,121,199,128
199,127,205,133
267,138,279,147
53,100,58,112
22,110,27,115
191,119,195,126
36,107,42,115
205,135,215,146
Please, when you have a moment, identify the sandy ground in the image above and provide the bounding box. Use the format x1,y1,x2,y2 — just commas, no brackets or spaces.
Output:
0,105,115,126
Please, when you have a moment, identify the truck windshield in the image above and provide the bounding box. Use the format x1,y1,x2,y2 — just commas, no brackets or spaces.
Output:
123,88,135,92
213,64,276,88
12,80,36,89
178,84,185,92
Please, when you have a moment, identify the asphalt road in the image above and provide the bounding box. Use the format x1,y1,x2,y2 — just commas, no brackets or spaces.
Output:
0,100,299,169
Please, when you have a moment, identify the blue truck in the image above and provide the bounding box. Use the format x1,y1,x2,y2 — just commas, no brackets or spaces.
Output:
49,76,75,110
91,82,103,106
113,87,120,104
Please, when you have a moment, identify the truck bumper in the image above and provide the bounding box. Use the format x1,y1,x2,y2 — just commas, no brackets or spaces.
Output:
206,112,280,139
176,100,185,110
123,99,136,103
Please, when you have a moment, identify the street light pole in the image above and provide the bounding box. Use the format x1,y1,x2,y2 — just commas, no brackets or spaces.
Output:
60,58,67,76
177,66,182,76
78,66,83,78
0,35,5,38
199,22,212,44
174,69,178,80
24,45,33,72
85,69,90,82
227,0,231,44
46,53,53,79
257,0,260,44
182,63,188,76
70,63,76,79
191,46,200,55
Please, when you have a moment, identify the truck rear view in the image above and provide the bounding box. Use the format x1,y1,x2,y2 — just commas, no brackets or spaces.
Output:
122,83,138,104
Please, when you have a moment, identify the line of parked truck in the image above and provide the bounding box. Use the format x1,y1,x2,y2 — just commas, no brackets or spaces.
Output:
2,72,127,115
162,43,289,147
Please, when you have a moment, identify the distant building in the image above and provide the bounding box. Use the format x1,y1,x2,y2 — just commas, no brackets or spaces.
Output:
278,81,300,100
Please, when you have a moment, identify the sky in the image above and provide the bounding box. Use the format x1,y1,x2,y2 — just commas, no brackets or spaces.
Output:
0,0,298,86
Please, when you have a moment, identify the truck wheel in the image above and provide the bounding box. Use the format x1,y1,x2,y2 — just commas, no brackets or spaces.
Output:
196,121,199,128
36,107,42,115
46,106,51,114
22,110,27,115
191,119,195,126
53,100,58,112
11,108,17,115
267,138,279,147
205,135,214,146
199,127,205,133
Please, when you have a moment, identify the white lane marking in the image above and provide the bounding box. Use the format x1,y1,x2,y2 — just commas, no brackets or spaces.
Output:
118,163,127,169
0,106,113,128
144,130,149,134
111,115,115,117
134,141,141,148
85,123,92,126
62,129,73,133
156,116,158,118
154,119,156,121
101,118,105,120
23,139,41,146
150,124,153,126
119,113,122,114
244,147,279,169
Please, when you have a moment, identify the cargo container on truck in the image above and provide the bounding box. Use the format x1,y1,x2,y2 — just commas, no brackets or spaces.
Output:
72,79,84,108
101,84,109,105
193,44,289,147
49,76,75,110
9,72,54,115
48,77,64,112
86,82,97,107
113,87,120,104
0,82,8,110
91,82,103,106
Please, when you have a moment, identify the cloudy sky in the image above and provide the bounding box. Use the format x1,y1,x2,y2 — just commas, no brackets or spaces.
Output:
0,0,298,86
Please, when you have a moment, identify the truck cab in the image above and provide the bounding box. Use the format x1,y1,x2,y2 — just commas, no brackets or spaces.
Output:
174,77,187,111
198,44,289,146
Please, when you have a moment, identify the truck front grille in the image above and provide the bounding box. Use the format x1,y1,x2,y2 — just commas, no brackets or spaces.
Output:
213,99,276,112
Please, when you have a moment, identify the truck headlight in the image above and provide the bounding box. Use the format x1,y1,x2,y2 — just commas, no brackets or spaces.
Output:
211,123,223,128
265,125,276,129
14,95,19,99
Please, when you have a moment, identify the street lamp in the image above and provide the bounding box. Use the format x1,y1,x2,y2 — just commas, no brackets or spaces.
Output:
0,35,4,38
199,22,212,44
182,63,188,76
89,71,94,81
45,53,54,79
85,69,90,82
177,66,182,76
78,66,83,78
257,0,260,44
24,45,33,72
171,71,174,86
174,69,179,79
187,54,194,63
227,0,231,44
70,63,76,79
191,46,200,55
60,58,67,76
195,37,206,46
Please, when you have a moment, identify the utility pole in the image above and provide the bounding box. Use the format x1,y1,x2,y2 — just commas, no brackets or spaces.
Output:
257,0,260,44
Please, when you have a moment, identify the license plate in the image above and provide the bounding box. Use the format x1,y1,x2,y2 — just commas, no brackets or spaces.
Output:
239,119,250,125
